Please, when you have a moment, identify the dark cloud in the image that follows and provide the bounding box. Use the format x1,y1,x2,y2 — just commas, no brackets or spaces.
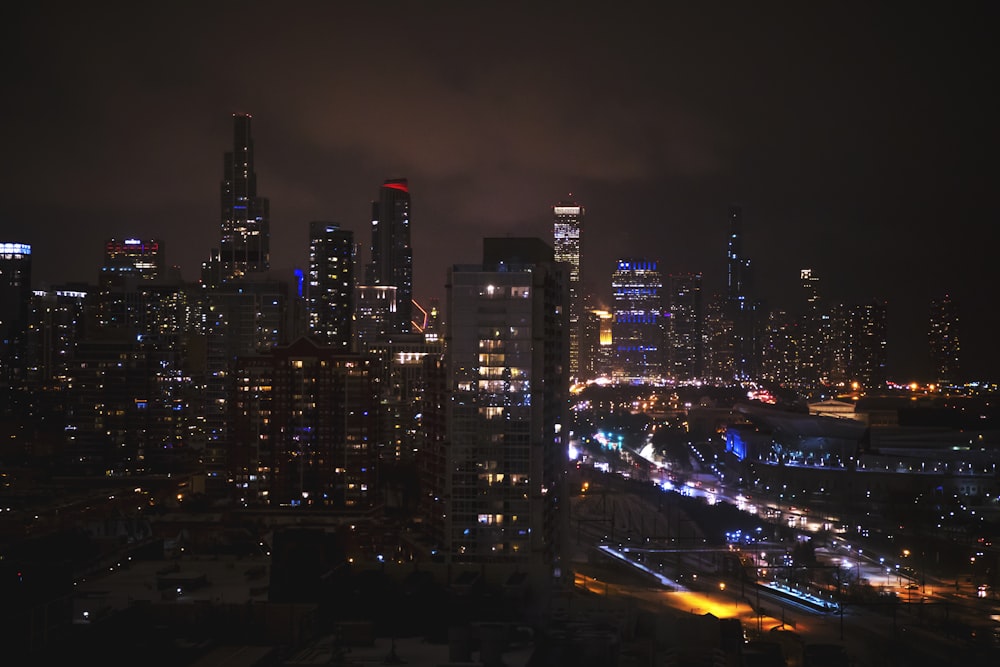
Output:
1,1,997,379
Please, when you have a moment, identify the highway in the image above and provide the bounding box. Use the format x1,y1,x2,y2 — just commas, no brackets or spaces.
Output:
568,471,1000,666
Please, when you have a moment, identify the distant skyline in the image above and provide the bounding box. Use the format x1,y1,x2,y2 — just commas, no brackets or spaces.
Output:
2,2,996,380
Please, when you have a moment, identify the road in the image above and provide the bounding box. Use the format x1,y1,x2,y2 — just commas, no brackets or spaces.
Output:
569,474,1000,666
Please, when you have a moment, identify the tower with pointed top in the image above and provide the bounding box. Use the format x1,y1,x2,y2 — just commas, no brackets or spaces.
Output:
726,205,756,380
205,113,271,286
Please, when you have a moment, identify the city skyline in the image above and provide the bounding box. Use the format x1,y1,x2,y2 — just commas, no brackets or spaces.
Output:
1,3,995,380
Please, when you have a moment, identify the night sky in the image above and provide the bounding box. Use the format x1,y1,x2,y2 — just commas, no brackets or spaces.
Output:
2,2,996,380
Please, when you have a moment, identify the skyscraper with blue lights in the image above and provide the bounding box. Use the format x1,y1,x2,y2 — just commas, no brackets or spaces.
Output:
612,258,664,382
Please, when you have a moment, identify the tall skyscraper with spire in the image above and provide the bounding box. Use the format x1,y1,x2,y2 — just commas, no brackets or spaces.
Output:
553,198,584,381
205,113,270,286
726,205,755,380
366,178,412,335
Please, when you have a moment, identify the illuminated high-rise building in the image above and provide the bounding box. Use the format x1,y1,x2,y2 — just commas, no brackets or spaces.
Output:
726,206,755,379
100,238,164,288
929,294,960,385
0,242,32,416
366,178,412,335
703,294,735,382
846,300,888,389
797,269,824,386
666,272,703,381
581,305,613,380
98,238,166,329
442,237,569,585
553,199,584,380
28,284,91,388
611,258,664,382
203,113,270,286
759,309,799,387
307,221,354,349
231,337,377,508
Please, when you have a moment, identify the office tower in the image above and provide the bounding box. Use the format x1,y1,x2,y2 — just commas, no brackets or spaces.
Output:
726,206,755,380
611,258,664,382
98,238,166,329
929,294,960,385
203,113,270,286
100,238,164,287
727,207,751,309
27,285,91,388
0,243,32,416
199,280,289,495
703,294,735,383
759,309,800,386
364,333,444,470
232,338,377,508
800,268,820,311
846,300,888,390
307,222,354,349
61,336,196,476
666,272,703,382
366,178,412,335
581,307,614,380
443,237,569,584
553,199,584,380
354,284,398,350
797,269,824,387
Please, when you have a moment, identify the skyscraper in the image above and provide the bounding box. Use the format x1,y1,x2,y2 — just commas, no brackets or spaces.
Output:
307,221,354,349
666,272,703,381
100,238,165,288
205,113,270,285
846,300,888,390
442,237,569,585
797,269,824,386
726,206,755,380
98,238,166,330
611,258,664,382
929,294,960,385
0,242,32,416
367,178,412,335
232,337,377,508
553,199,584,381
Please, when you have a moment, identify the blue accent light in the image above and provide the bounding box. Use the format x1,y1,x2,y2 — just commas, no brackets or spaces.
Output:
294,268,304,298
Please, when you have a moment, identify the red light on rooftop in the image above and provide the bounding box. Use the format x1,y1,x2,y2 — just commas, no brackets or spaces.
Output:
383,180,409,193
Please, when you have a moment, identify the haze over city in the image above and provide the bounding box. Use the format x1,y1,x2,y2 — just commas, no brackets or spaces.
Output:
2,1,996,380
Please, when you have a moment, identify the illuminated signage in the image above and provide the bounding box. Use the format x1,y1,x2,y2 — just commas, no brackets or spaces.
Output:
553,206,581,215
0,242,31,255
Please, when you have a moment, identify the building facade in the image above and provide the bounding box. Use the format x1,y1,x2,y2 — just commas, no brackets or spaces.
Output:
232,338,378,508
307,221,354,349
611,258,664,382
666,272,703,382
553,200,584,381
204,113,271,286
929,294,960,385
726,206,756,380
0,242,32,417
442,237,569,584
366,178,412,335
